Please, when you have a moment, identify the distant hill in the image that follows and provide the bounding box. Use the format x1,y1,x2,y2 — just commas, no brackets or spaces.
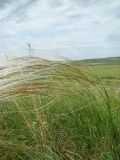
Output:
79,57,120,65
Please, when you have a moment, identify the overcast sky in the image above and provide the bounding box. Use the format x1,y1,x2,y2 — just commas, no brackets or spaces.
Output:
0,0,120,60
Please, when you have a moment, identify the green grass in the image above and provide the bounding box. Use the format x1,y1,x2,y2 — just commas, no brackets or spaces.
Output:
77,57,120,86
86,64,120,86
0,57,120,160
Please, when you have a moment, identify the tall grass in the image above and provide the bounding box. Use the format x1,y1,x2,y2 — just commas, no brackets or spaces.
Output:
0,56,120,160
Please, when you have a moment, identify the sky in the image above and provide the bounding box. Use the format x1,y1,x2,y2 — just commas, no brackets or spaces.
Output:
0,0,120,60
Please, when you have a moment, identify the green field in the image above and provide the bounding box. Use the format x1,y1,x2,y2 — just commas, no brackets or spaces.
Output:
78,57,120,86
0,57,120,160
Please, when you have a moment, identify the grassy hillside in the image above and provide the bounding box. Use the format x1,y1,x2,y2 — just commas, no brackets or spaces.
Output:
80,57,120,65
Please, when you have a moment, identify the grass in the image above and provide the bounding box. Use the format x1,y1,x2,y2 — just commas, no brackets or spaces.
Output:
0,56,120,160
87,65,120,85
78,57,120,86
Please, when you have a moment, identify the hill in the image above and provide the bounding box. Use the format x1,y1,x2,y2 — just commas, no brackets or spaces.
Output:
79,57,120,65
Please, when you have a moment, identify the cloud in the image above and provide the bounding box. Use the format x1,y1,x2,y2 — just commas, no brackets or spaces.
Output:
0,0,120,60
